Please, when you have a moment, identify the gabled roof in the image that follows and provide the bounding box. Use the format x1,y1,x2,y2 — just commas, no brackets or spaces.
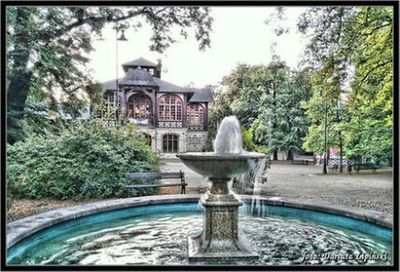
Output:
122,57,157,67
101,76,213,102
153,77,193,93
189,88,213,102
99,57,213,102
101,78,123,90
119,68,158,87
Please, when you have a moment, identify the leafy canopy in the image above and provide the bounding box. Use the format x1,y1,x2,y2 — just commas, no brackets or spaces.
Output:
207,60,312,159
298,6,393,163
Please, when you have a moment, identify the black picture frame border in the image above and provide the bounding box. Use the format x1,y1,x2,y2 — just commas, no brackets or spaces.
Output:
1,0,398,271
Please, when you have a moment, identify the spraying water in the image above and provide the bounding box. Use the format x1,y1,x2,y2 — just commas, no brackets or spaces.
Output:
213,116,243,153
213,116,268,215
249,159,267,216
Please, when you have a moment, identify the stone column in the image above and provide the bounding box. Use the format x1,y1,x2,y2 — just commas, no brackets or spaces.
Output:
188,177,258,261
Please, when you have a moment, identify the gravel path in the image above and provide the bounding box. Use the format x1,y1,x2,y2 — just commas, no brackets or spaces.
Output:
161,159,393,215
262,162,393,214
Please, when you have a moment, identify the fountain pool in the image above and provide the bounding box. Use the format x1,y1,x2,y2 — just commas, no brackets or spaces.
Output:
7,196,392,266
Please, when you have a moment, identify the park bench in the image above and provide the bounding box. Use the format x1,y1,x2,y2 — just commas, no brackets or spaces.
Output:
291,159,311,165
328,164,339,171
352,163,378,173
126,171,187,194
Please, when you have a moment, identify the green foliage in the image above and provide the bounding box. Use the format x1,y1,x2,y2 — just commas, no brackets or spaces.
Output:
241,127,256,151
343,7,393,164
207,60,311,159
7,102,78,144
298,6,393,163
6,163,25,210
269,69,312,159
86,83,106,108
7,121,159,200
301,85,343,154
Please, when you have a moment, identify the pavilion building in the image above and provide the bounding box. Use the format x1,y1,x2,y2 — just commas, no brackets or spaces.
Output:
99,57,213,154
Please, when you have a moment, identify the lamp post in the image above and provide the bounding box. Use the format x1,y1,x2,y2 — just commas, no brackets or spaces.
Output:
321,89,328,175
115,16,128,124
336,98,343,173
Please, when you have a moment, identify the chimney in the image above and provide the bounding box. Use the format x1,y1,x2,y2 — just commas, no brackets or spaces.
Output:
156,59,162,78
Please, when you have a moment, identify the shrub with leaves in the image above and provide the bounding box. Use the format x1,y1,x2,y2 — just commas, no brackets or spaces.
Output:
6,121,160,200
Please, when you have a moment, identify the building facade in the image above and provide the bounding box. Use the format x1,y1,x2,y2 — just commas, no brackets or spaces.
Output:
99,57,213,154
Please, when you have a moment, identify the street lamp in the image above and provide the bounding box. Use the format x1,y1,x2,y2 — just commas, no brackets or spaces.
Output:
321,88,328,175
336,98,343,172
115,17,128,124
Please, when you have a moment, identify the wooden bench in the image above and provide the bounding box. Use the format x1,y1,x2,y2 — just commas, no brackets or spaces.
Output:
328,164,339,171
126,171,187,194
352,163,378,173
291,160,311,165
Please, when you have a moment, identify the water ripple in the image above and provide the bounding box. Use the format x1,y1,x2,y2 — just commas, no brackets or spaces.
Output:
11,212,391,265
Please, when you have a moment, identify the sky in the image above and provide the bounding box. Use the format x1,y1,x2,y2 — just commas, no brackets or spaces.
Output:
88,7,309,89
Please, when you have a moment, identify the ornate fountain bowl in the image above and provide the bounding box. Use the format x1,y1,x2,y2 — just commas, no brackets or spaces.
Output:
176,152,264,179
176,152,265,261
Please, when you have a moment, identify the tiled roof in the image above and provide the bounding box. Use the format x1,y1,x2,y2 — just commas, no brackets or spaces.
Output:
119,68,158,87
189,88,213,102
122,57,157,67
100,59,213,102
153,77,193,93
101,78,122,90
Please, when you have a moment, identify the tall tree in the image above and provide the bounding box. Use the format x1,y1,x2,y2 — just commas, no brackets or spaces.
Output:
298,6,393,165
297,7,352,173
342,7,393,164
207,61,312,160
273,70,312,160
6,6,213,143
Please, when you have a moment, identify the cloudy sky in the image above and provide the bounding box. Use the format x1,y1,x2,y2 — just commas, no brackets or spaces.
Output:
88,7,309,88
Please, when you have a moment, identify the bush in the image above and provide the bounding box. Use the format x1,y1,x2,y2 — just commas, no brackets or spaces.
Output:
7,121,160,200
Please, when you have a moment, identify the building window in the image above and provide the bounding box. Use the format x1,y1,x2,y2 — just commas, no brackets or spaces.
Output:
96,93,120,119
128,94,152,119
162,134,179,153
187,103,205,130
158,95,182,121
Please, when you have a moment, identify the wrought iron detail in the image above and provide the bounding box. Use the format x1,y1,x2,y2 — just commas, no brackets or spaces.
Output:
158,121,183,128
188,124,204,131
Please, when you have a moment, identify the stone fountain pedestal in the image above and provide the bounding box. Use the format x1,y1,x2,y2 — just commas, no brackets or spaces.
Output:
187,177,259,261
176,151,264,262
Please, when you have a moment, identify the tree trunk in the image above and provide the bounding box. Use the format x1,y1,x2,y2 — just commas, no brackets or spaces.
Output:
273,150,278,160
7,8,33,113
286,150,293,160
271,82,278,161
339,132,343,173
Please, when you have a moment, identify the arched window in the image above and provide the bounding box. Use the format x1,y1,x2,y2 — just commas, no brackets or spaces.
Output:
128,94,152,119
158,95,182,121
163,134,179,153
187,103,205,130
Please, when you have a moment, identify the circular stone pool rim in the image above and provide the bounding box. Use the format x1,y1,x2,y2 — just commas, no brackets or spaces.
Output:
6,194,393,249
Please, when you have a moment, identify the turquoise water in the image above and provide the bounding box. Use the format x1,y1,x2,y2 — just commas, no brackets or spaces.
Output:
7,203,392,265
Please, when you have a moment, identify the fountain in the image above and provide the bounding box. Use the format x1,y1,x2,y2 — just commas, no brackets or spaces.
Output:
6,120,393,266
176,116,264,261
